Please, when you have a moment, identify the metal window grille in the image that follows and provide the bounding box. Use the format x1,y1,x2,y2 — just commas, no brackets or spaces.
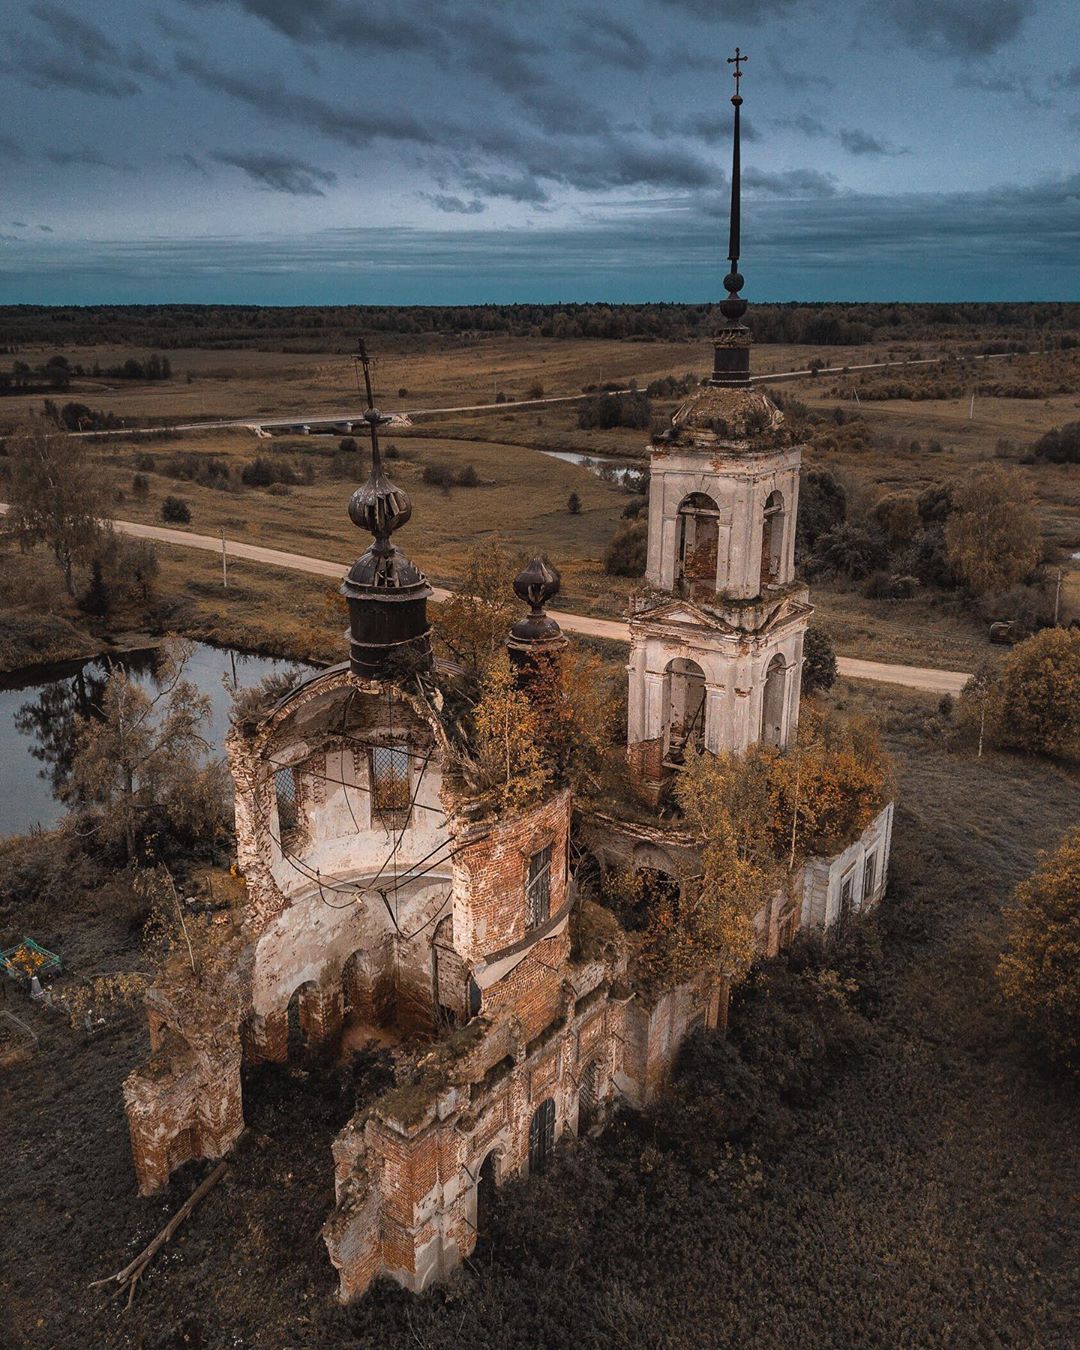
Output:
526,845,552,930
370,743,411,824
529,1097,555,1174
275,767,299,840
839,874,854,924
578,1061,600,1133
863,852,876,901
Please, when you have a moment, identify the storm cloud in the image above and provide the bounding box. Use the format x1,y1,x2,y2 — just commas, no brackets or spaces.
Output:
0,0,1073,302
210,151,338,195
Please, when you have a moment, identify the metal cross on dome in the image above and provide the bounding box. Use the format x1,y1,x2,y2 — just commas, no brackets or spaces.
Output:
727,46,747,98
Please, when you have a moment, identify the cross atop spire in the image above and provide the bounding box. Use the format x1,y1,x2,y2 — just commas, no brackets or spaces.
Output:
727,46,747,100
710,45,751,386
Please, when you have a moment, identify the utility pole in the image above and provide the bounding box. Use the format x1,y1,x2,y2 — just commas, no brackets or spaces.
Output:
221,529,228,588
969,390,975,419
1054,567,1063,625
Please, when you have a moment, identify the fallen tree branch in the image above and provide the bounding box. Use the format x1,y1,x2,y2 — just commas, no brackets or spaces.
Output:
90,1160,228,1308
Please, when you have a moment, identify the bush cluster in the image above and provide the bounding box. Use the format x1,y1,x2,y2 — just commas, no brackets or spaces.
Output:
578,392,652,430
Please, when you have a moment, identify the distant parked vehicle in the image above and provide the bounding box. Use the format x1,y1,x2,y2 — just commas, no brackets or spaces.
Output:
989,621,1017,645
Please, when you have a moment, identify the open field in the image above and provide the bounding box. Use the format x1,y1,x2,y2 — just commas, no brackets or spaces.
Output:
2,680,1077,1348
3,328,1080,669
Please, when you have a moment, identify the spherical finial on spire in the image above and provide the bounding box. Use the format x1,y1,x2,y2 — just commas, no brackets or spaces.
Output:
513,556,561,614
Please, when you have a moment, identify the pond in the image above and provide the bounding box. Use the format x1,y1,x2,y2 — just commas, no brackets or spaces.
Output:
538,450,648,490
0,642,311,839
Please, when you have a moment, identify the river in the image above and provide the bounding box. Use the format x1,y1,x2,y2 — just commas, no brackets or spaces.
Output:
0,642,310,838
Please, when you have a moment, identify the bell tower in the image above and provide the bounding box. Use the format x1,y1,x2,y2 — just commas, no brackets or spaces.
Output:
626,50,812,798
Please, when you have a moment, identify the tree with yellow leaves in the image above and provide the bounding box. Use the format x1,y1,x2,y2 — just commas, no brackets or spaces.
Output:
433,545,520,674
944,463,1040,595
467,655,550,812
998,826,1080,1071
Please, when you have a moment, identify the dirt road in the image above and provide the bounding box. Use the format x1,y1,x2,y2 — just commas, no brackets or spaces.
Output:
0,507,970,696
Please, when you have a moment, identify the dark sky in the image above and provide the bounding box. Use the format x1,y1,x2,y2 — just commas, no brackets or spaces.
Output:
0,0,1077,304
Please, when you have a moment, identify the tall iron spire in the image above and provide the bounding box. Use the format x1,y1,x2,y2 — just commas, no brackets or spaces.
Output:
710,47,752,387
342,338,432,679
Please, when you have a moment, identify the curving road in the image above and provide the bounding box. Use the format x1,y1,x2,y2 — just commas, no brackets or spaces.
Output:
0,507,971,696
69,350,1014,439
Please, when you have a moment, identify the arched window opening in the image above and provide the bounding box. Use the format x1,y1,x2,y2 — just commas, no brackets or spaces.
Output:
369,742,411,829
676,493,721,599
760,654,787,748
664,657,706,764
621,845,680,931
578,1060,601,1134
274,767,300,844
528,1098,556,1174
476,1151,498,1240
525,844,553,930
759,490,785,590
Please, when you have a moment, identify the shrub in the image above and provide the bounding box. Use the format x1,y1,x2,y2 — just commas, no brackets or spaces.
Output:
161,495,191,524
397,387,408,399
384,442,400,459
421,463,456,490
896,525,956,589
131,472,150,498
568,492,582,514
870,492,920,547
456,463,479,487
801,627,837,695
526,381,545,400
621,496,647,519
578,392,652,430
808,522,889,580
338,436,358,454
602,519,648,576
1032,421,1080,463
795,469,846,560
133,452,155,472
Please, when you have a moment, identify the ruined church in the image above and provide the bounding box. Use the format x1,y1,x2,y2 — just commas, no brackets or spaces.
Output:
123,62,893,1302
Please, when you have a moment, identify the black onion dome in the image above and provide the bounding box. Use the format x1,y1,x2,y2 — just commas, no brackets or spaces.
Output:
341,353,432,678
508,556,566,650
348,467,413,538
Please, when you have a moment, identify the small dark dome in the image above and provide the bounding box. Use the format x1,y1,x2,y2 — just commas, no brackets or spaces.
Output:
507,556,567,669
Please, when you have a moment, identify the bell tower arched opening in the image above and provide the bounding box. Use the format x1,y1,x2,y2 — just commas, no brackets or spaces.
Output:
664,658,706,764
759,490,785,591
676,493,721,599
761,654,787,747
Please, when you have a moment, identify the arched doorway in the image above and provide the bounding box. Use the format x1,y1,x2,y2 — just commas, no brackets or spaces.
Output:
664,658,706,764
676,493,720,599
759,490,785,590
761,654,787,747
286,980,319,1061
475,1151,498,1239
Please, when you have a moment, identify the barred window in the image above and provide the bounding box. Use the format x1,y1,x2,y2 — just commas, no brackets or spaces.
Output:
526,844,552,930
863,852,876,901
370,743,411,825
528,1097,556,1174
274,767,299,842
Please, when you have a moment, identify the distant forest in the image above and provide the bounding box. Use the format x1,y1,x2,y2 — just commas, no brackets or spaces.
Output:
0,302,1078,352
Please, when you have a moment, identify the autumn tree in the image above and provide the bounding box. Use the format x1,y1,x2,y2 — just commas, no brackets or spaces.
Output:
433,545,520,674
668,746,780,986
998,826,1080,1070
944,464,1040,594
528,646,621,795
962,627,1080,757
763,705,890,859
67,638,230,864
3,420,110,594
466,655,550,812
